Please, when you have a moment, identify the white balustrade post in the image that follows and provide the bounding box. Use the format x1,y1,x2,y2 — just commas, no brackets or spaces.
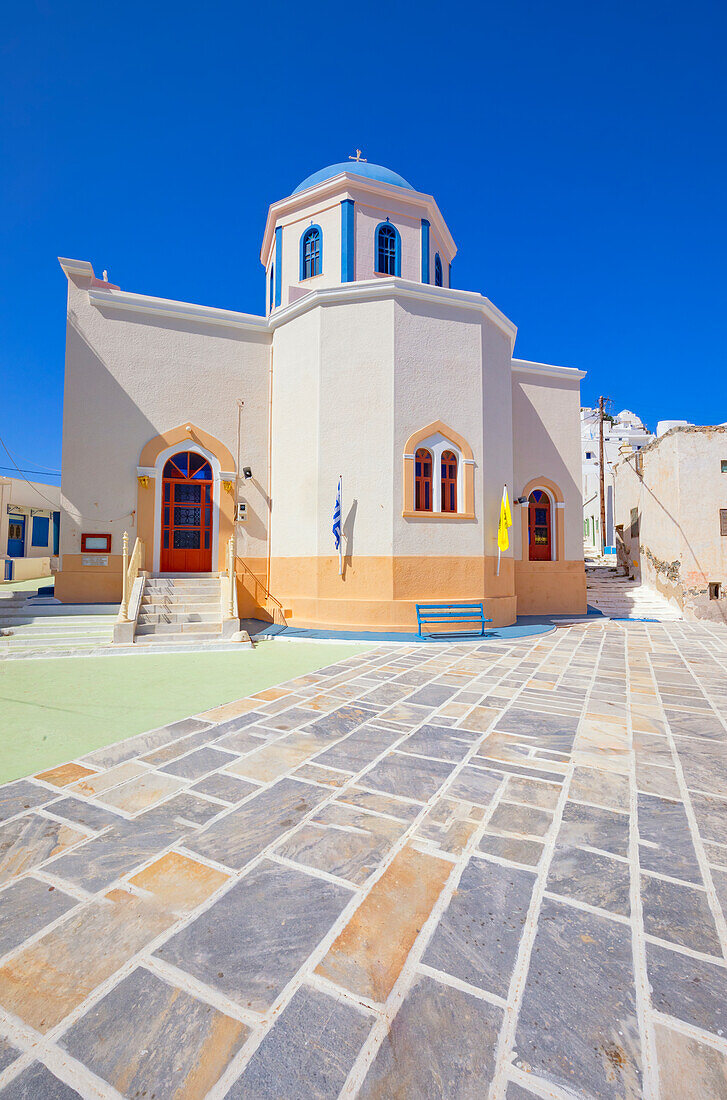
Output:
228,535,235,618
121,531,129,621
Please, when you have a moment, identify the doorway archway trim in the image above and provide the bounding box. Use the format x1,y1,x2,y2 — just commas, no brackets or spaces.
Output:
152,442,222,573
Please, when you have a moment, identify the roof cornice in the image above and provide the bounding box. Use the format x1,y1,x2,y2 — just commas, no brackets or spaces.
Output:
269,277,517,346
260,173,456,264
512,357,586,381
59,257,94,278
87,287,269,334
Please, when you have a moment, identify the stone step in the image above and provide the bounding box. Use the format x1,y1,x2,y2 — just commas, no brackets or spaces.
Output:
135,621,222,636
144,585,219,596
140,597,219,610
134,624,222,642
137,611,220,625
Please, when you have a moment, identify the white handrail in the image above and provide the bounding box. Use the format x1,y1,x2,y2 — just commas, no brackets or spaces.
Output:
118,533,144,622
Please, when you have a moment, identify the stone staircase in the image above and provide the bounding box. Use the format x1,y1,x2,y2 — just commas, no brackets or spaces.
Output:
585,558,682,621
134,574,226,645
0,588,116,657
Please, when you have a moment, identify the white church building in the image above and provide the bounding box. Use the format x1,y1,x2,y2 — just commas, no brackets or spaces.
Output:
56,158,587,631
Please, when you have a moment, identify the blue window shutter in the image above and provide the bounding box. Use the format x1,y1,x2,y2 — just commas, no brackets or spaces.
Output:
421,219,430,283
52,511,60,554
31,515,49,547
341,200,355,282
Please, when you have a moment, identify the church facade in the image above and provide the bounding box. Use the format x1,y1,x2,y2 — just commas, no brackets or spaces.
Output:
57,159,587,628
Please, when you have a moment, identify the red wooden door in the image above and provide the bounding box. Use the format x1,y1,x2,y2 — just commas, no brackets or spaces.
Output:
528,490,551,561
160,452,213,572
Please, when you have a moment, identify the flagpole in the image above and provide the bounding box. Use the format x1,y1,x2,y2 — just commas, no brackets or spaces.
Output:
338,475,343,576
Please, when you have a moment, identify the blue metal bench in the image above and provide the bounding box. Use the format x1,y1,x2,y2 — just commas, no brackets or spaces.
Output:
416,601,492,639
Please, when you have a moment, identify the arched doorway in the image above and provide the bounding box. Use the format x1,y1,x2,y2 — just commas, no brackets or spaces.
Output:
528,490,552,561
161,451,213,572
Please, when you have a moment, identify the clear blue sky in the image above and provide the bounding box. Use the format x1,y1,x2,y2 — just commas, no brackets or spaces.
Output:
2,0,725,482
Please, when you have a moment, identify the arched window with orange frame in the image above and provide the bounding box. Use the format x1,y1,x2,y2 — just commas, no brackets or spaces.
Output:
415,448,433,511
441,450,457,512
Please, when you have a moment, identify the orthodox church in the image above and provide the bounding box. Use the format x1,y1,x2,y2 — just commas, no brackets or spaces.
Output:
57,157,587,630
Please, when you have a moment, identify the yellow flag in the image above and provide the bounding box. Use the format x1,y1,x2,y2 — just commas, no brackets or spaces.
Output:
498,487,512,552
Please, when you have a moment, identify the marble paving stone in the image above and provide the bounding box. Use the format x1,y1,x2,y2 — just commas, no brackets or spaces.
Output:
226,738,325,782
406,684,457,707
568,766,630,813
415,798,479,856
160,745,237,780
45,796,124,832
675,741,727,797
196,698,261,722
496,708,579,747
294,762,348,788
69,760,147,797
664,710,726,739
139,791,223,827
361,683,414,705
359,751,455,803
227,983,371,1099
141,728,218,767
712,867,727,916
276,802,405,884
34,762,96,787
334,787,421,821
504,1082,540,1099
61,965,249,1098
378,701,434,727
317,844,451,1002
547,844,631,916
487,801,553,838
0,815,86,885
358,973,503,1099
313,724,402,772
635,761,681,800
398,724,477,764
641,873,721,955
474,757,566,783
646,941,727,1036
504,775,561,810
478,834,545,867
0,780,53,822
456,706,501,733
97,770,184,813
0,1038,19,1074
156,858,351,1012
0,1062,81,1098
306,705,373,740
654,1019,727,1099
0,888,174,1031
0,876,76,957
558,800,630,857
185,777,329,871
443,764,503,808
82,717,212,769
690,792,727,845
256,706,320,732
637,793,702,884
215,728,270,754
515,895,642,1097
191,772,259,804
705,842,727,870
424,857,535,999
207,711,268,737
50,815,189,892
130,850,228,913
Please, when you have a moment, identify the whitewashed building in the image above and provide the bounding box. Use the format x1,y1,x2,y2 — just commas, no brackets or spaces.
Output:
581,408,653,554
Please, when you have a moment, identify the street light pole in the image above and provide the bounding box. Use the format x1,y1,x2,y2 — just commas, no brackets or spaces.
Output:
599,396,607,556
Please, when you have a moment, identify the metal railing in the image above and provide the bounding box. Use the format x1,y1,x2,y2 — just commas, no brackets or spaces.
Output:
234,554,287,626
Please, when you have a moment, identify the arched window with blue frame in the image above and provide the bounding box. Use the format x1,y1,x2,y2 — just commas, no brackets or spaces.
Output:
300,225,322,280
375,221,401,276
434,253,443,287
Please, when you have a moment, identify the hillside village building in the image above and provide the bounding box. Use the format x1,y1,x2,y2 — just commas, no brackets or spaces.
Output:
1,477,60,582
581,407,653,554
612,425,727,622
56,159,587,631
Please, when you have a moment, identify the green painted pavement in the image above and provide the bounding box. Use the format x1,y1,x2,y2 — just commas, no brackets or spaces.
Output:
0,641,372,784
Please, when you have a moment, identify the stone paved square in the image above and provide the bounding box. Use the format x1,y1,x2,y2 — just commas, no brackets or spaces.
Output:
0,620,726,1096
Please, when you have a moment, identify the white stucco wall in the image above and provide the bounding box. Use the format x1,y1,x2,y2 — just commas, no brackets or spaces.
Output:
0,477,60,561
512,365,584,560
60,272,271,564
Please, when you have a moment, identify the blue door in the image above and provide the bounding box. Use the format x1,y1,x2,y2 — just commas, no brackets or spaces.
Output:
7,516,25,557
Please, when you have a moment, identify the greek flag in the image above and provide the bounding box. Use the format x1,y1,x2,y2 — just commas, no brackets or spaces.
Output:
332,477,342,550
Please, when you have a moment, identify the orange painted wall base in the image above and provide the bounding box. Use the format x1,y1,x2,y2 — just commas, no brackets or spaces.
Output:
514,559,587,615
55,555,124,604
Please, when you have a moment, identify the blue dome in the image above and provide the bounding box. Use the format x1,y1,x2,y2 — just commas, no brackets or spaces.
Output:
293,161,415,195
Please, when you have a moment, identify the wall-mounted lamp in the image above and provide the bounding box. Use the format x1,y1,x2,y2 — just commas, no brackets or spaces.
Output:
242,466,253,480
515,496,528,505
137,475,150,489
222,480,234,494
